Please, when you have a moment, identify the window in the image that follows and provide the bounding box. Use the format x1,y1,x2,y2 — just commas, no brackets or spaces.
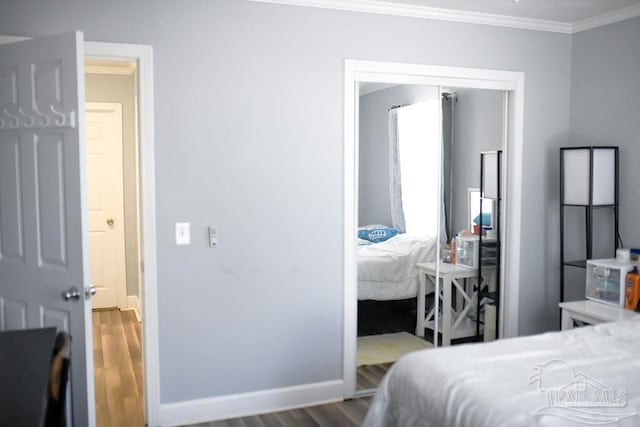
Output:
397,102,440,237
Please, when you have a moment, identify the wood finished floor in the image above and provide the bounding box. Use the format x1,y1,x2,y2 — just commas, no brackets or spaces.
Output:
185,397,372,427
93,309,144,427
357,362,392,390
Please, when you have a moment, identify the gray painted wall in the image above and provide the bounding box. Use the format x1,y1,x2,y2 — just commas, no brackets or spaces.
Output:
85,73,140,298
450,88,504,235
0,0,572,403
358,85,439,227
568,17,640,300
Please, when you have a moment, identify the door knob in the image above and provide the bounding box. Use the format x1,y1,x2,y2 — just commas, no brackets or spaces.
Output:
107,218,114,226
61,286,81,302
85,285,97,299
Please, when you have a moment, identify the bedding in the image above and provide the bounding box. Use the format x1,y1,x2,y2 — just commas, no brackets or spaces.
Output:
363,319,640,426
358,233,436,301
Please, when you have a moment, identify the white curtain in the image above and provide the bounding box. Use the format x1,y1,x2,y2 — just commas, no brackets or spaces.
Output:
388,102,446,242
388,108,406,233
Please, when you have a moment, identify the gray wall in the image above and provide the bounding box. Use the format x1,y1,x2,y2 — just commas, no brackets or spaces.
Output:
570,17,640,248
568,17,640,300
0,0,572,403
450,88,504,235
358,85,439,227
85,73,140,298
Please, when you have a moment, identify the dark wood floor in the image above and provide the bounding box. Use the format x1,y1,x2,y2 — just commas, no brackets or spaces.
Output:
93,309,144,427
186,397,372,427
357,363,392,390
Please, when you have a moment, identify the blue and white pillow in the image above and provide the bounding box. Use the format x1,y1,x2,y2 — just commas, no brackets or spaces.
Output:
358,226,399,243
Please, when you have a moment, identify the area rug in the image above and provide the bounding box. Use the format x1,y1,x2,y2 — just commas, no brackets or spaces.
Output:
357,332,433,366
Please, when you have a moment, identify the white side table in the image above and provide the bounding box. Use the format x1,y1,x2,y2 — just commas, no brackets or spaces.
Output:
559,300,640,330
416,262,480,346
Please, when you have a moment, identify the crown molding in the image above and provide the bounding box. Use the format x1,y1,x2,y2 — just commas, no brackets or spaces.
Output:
249,0,572,33
249,0,640,34
571,3,640,33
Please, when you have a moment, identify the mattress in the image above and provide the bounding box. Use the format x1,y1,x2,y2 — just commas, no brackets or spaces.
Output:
363,319,640,426
358,234,436,301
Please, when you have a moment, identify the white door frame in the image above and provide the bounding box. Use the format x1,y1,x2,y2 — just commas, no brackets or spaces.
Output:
343,59,525,398
0,35,161,425
84,41,160,426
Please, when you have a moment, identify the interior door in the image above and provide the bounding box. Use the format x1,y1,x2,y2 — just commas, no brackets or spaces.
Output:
86,102,126,309
0,32,94,426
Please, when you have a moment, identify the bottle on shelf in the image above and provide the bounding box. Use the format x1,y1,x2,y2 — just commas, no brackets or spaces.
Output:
625,266,640,311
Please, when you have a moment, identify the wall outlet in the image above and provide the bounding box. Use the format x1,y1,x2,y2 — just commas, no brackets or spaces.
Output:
176,222,190,246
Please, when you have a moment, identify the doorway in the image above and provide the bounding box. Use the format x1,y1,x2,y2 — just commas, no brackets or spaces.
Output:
343,60,525,398
84,40,160,426
85,58,144,425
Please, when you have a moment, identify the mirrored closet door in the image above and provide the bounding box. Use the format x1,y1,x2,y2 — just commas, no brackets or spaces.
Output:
355,82,507,392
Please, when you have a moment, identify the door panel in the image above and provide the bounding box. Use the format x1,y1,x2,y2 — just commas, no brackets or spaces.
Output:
86,103,125,309
0,135,24,261
0,32,93,426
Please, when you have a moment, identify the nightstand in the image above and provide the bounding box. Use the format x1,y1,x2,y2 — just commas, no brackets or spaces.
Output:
559,300,640,330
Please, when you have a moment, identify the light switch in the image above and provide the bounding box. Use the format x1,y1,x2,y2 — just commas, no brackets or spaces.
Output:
176,222,190,246
208,226,217,247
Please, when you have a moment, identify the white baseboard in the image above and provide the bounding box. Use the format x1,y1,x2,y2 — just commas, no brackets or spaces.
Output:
156,379,343,427
125,295,142,322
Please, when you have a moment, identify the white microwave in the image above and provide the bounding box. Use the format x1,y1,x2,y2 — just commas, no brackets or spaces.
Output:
585,259,635,306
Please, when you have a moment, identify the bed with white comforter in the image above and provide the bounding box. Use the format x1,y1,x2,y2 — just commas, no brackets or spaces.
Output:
364,319,640,426
358,233,436,301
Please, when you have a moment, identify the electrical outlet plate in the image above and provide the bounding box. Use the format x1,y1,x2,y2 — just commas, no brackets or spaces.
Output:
176,222,190,246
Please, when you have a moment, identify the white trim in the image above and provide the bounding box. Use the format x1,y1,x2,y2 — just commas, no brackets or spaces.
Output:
572,3,640,33
343,59,524,398
249,0,572,33
84,41,160,427
158,380,343,427
249,0,640,34
85,61,136,76
126,295,142,322
343,60,358,398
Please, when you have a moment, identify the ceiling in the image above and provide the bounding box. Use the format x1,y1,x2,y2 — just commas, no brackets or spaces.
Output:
251,0,640,33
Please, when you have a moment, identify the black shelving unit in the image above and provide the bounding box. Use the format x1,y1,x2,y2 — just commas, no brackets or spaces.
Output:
559,146,620,307
476,151,502,337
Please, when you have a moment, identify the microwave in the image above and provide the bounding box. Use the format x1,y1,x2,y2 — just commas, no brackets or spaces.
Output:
585,259,635,306
455,235,497,270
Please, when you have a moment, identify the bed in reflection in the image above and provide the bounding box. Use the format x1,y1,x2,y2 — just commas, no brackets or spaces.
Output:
357,225,436,301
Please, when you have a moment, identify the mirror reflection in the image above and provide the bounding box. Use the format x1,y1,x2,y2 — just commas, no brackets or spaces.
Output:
356,83,506,391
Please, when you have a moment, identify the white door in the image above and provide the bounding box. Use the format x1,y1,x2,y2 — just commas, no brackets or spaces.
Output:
0,33,94,426
86,103,126,309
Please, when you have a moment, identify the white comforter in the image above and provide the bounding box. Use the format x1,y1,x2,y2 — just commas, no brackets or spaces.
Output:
358,234,436,301
364,319,640,427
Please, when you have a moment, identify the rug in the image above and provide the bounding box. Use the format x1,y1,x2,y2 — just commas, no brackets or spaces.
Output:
357,332,433,366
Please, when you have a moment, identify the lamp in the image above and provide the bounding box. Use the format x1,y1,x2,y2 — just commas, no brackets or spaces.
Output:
561,147,617,206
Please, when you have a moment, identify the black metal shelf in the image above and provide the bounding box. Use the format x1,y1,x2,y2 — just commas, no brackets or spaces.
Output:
563,260,587,269
561,204,616,209
559,147,619,325
476,151,502,338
